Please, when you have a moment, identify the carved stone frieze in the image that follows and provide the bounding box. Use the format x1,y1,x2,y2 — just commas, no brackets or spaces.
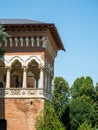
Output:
0,88,52,100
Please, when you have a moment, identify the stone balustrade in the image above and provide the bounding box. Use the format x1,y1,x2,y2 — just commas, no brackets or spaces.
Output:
0,88,52,100
1,37,47,48
0,36,57,59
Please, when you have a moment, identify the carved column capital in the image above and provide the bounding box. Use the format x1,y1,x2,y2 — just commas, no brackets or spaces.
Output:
22,66,28,71
38,64,44,70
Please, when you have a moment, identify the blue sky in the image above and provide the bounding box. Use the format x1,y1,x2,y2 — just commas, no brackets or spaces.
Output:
0,0,98,86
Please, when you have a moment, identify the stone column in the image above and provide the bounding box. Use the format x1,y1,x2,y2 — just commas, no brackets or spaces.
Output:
22,67,27,88
47,73,49,92
44,70,47,90
47,72,51,92
9,38,12,47
39,66,44,88
6,67,10,88
20,37,23,47
50,76,52,93
25,37,29,47
31,37,34,46
4,39,7,47
34,78,36,89
42,36,47,48
36,37,40,46
15,38,18,47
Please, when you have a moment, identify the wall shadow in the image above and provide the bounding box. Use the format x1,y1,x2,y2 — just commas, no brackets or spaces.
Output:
0,58,6,130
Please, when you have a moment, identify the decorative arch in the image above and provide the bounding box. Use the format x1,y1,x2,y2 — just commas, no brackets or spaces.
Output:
11,59,22,67
9,56,24,66
25,56,42,66
4,59,9,67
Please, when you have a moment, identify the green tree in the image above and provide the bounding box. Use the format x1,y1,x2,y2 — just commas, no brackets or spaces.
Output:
53,77,69,118
69,98,97,130
71,76,95,100
36,100,65,130
95,83,98,103
68,76,98,130
94,83,98,128
0,25,8,42
78,121,98,130
0,25,8,56
61,104,70,130
78,121,93,130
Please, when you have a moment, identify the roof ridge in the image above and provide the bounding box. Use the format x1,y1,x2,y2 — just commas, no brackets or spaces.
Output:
0,18,46,24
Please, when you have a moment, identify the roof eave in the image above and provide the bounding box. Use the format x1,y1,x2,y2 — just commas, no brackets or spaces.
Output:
2,23,65,51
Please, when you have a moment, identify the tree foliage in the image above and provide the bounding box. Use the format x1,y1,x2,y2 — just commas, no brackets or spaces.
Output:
69,98,97,130
36,100,65,130
0,25,8,42
78,121,98,130
71,76,95,100
61,76,98,130
78,121,93,130
53,77,69,118
0,25,8,56
95,83,98,103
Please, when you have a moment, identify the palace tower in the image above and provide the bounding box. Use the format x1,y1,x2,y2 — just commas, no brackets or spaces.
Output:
0,19,64,130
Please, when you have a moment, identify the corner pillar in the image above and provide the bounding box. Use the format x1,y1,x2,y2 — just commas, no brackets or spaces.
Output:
22,67,27,88
39,66,44,88
6,67,11,88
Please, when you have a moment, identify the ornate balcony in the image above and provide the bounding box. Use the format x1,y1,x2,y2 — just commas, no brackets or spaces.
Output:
0,88,52,100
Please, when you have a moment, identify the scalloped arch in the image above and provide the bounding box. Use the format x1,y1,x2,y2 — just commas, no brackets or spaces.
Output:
9,56,24,66
25,56,42,66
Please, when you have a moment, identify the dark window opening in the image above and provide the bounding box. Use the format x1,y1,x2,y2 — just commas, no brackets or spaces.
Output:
0,119,7,130
0,82,3,88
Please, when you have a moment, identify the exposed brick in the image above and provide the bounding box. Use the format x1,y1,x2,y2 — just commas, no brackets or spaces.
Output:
0,98,44,130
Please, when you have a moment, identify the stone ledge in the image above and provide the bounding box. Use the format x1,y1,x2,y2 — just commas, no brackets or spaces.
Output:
0,88,52,100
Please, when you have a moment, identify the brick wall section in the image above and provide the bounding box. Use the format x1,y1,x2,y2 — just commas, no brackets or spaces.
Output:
4,98,44,130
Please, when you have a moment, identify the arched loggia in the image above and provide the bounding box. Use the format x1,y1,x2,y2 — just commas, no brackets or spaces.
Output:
10,60,23,88
27,59,40,88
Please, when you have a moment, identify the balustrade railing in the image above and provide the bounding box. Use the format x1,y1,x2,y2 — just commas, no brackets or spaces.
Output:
0,88,52,100
0,37,47,48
